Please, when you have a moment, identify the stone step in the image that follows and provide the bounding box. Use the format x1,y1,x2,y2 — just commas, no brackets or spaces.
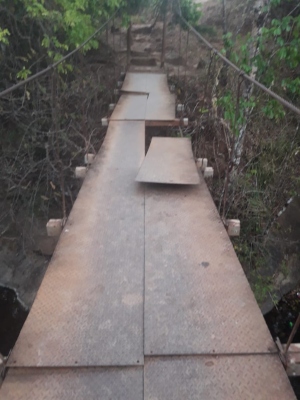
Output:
130,57,157,67
131,50,150,58
128,65,163,73
132,24,153,34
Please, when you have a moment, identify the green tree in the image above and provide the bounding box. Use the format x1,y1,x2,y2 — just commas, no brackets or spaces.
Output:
0,0,147,81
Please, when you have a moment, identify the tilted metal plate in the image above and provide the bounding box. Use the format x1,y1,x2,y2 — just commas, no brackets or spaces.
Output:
144,181,276,355
136,137,200,185
8,121,145,367
144,355,296,400
0,367,143,400
110,94,148,120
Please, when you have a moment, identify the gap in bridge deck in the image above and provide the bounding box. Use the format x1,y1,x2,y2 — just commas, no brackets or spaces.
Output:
145,126,169,153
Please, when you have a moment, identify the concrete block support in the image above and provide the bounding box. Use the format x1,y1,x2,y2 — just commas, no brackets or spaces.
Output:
75,166,87,180
46,219,63,237
177,104,184,112
101,118,108,126
201,158,208,171
196,158,203,169
227,219,241,237
84,154,95,165
204,167,214,178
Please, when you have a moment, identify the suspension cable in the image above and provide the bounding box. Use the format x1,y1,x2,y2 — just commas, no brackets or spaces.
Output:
0,9,119,99
175,2,300,116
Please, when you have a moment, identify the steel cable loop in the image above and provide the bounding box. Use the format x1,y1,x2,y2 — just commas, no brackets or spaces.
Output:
0,9,119,99
175,3,300,117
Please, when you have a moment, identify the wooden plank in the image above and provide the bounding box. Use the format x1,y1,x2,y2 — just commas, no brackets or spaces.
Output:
107,118,183,127
145,119,181,127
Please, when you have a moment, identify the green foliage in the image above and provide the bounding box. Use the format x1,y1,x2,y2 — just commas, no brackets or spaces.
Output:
0,27,10,44
16,66,32,80
23,0,114,58
262,99,285,121
202,0,300,307
180,0,202,27
124,0,150,13
0,0,148,82
257,1,300,112
219,0,300,123
251,273,277,306
223,32,233,51
217,91,256,136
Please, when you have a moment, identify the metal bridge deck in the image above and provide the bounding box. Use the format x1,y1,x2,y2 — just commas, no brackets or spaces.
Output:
144,181,275,356
8,121,145,367
0,71,296,399
110,94,147,120
120,72,176,121
122,72,169,94
1,367,143,400
144,355,295,400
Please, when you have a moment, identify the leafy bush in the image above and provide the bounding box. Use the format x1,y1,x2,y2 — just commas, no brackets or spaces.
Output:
179,0,202,27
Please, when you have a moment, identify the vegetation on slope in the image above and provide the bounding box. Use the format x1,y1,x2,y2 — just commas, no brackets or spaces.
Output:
194,0,300,308
0,0,146,227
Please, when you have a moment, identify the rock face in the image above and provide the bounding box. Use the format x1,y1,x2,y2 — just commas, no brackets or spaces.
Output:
0,217,52,309
0,285,28,356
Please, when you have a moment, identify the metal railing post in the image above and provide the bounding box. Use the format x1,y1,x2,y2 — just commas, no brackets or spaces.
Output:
161,0,168,68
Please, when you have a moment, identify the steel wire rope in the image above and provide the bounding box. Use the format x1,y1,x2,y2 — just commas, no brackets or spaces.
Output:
175,1,300,116
0,9,119,99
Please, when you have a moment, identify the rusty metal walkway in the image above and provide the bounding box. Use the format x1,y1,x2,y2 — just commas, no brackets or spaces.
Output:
0,72,296,399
